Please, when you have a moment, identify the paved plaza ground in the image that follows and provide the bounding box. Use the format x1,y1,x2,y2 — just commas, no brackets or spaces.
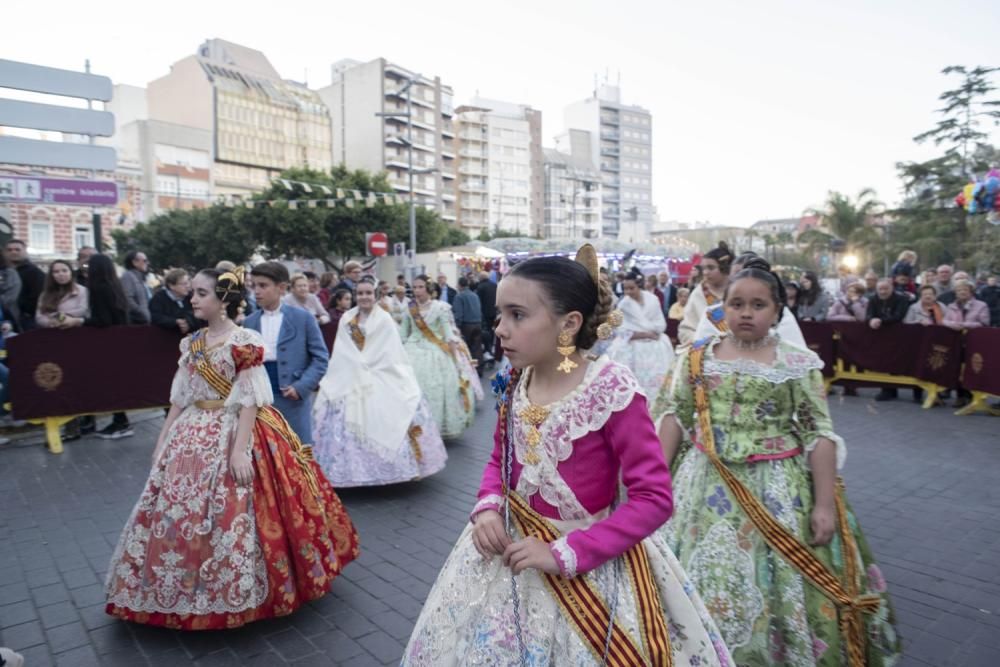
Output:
1,385,998,666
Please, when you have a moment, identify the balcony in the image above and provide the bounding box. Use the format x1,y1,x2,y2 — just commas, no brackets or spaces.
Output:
459,164,486,176
600,130,620,140
459,147,486,159
600,114,619,126
441,169,456,180
600,162,620,172
460,182,487,193
600,146,620,157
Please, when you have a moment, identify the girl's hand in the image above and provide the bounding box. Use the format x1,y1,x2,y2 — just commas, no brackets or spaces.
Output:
503,537,560,575
471,510,511,557
810,504,836,546
229,449,254,487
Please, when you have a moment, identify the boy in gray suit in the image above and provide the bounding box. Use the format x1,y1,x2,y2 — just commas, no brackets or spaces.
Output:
244,262,329,444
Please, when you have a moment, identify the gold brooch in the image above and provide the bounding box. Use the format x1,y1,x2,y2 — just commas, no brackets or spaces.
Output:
518,403,549,465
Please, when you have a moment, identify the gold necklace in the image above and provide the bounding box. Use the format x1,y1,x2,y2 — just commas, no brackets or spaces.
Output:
518,403,549,465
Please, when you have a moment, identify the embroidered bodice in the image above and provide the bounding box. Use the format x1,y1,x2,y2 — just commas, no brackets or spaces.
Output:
475,358,674,577
654,336,846,468
400,300,458,345
170,328,274,411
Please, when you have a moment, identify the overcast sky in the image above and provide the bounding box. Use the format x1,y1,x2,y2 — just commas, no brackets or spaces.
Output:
5,0,999,227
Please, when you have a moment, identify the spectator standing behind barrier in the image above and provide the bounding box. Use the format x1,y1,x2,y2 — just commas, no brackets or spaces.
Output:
943,280,990,330
5,239,44,331
60,254,133,439
436,273,457,304
452,276,483,372
317,271,338,308
284,274,331,325
119,250,152,325
938,271,970,306
326,289,353,347
475,271,497,360
36,260,89,329
977,275,1000,326
795,271,831,321
668,287,689,321
932,264,954,296
904,285,946,325
149,269,204,335
862,270,879,300
76,246,96,288
891,250,918,293
657,271,678,314
784,280,801,319
0,251,21,326
335,261,362,307
827,282,868,322
868,278,911,402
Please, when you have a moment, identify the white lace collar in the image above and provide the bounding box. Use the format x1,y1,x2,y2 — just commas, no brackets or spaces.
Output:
699,334,823,383
512,357,640,520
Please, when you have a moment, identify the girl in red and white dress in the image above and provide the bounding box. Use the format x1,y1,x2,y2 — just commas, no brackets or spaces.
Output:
105,268,359,630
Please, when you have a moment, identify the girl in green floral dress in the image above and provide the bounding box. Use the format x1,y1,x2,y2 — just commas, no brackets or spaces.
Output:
652,260,900,667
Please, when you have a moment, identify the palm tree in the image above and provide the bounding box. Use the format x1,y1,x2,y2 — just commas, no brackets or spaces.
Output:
776,231,795,248
744,228,759,254
805,188,884,270
762,234,777,262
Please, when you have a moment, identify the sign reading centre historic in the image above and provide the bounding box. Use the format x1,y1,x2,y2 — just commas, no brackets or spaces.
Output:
0,175,118,206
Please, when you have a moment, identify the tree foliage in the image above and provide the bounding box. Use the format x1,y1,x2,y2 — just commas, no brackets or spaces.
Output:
112,165,466,271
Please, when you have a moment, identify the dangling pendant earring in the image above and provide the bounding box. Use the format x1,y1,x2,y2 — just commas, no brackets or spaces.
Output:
557,331,578,374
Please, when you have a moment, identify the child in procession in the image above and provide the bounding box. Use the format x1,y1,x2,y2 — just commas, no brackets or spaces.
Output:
402,245,731,666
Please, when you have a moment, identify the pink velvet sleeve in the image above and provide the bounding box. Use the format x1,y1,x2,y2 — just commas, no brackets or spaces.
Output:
554,395,674,577
471,420,506,521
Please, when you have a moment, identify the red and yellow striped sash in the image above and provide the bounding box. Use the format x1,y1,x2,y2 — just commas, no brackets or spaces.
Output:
188,333,323,500
688,344,879,667
507,492,672,667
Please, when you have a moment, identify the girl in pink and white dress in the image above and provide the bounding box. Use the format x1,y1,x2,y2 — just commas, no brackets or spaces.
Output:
402,246,732,666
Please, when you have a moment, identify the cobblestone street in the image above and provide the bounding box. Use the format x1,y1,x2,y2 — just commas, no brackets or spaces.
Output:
1,386,998,666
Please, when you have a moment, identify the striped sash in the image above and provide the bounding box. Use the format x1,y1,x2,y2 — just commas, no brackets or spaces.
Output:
688,343,879,667
507,492,672,667
408,302,472,411
703,285,729,333
188,332,323,500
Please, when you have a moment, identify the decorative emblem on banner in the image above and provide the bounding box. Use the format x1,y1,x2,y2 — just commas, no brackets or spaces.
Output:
927,344,949,371
970,352,984,374
33,362,64,391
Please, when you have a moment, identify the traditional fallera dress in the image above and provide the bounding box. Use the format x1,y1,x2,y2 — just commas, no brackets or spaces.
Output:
651,336,900,666
105,328,359,630
401,300,476,438
311,305,447,487
402,357,733,666
607,292,675,399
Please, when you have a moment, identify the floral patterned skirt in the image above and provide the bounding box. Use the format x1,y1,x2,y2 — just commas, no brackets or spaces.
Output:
657,450,901,666
312,394,447,488
403,516,733,666
105,406,359,630
405,339,475,439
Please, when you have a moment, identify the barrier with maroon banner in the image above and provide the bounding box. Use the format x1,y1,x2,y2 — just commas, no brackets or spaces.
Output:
8,327,183,453
6,321,996,454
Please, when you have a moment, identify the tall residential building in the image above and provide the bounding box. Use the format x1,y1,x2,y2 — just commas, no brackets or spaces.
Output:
318,59,457,225
563,83,653,241
453,97,542,237
543,143,602,240
147,39,332,197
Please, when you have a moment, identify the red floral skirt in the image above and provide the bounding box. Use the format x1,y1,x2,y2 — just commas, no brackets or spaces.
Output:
106,407,359,630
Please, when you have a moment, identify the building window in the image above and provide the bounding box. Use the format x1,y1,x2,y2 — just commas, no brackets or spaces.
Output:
74,225,94,252
30,221,54,254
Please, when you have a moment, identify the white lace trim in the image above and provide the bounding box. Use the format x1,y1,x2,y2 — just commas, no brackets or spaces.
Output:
701,339,823,384
471,494,504,521
513,358,639,521
550,536,578,579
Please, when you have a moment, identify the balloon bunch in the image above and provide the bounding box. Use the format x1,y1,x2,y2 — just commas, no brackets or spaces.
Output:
955,168,1000,215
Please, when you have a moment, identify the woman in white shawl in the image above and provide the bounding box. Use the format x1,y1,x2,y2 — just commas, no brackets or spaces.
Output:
312,277,447,487
607,271,675,399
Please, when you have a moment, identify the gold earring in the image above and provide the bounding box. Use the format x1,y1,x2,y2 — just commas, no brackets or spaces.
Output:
557,331,578,374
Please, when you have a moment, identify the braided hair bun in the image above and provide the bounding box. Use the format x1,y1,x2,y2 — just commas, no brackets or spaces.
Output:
198,268,245,320
704,241,734,274
578,275,614,349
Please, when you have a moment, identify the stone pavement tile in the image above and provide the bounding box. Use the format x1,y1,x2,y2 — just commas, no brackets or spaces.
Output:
0,600,38,628
30,582,70,607
89,622,139,655
289,652,337,666
240,650,291,667
356,630,406,663
36,601,80,630
906,629,964,665
367,609,413,641
193,648,244,666
99,646,152,667
77,602,118,632
53,643,100,667
18,644,54,667
0,582,30,604
0,619,45,651
327,608,378,639
45,620,90,654
128,624,183,654
177,628,231,659
68,582,106,608
337,654,384,667
146,647,191,666
222,625,272,658
310,628,366,662
266,627,318,662
287,605,333,638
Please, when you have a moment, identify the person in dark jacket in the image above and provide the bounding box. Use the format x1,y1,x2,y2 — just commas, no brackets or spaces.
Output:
867,278,911,402
149,269,205,335
5,239,45,331
119,250,151,324
475,271,497,360
977,275,1000,327
60,254,133,439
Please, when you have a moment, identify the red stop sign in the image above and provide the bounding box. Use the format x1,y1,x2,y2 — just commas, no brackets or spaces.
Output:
367,232,389,257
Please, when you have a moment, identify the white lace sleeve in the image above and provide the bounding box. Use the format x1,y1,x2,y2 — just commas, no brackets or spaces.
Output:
224,330,274,411
169,337,193,408
550,536,579,579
